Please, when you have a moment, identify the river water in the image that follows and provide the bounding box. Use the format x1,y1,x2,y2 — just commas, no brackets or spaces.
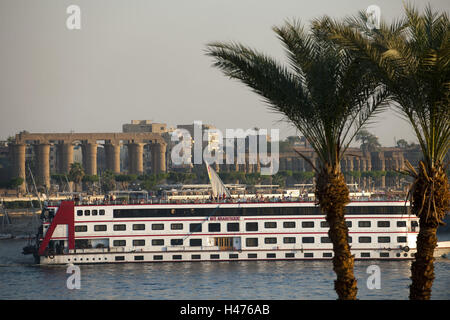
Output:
0,238,449,300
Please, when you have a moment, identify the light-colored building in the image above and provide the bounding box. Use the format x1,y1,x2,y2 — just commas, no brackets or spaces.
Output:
123,120,167,134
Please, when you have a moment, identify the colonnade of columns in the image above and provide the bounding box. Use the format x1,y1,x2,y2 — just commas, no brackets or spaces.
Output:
9,140,167,190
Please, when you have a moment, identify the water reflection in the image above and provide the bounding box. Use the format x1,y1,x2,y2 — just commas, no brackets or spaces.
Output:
1,240,449,300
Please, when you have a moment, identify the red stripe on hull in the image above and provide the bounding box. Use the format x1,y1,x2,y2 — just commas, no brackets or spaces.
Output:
38,201,75,255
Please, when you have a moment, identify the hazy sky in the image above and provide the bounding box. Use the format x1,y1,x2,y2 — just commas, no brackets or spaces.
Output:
1,0,449,146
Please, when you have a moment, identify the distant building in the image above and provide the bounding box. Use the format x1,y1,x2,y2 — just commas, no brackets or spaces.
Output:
123,120,167,134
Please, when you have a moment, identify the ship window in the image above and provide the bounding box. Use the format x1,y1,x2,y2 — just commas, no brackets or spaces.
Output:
210,254,220,259
171,223,183,230
94,225,107,231
266,253,276,258
115,256,125,261
171,239,183,246
77,210,83,216
227,223,239,232
397,221,407,227
92,210,98,216
151,224,164,230
133,224,145,231
397,236,407,243
264,237,277,244
134,256,144,261
133,239,145,246
113,240,126,247
246,222,258,231
153,255,163,260
361,252,370,258
229,254,238,259
152,239,164,246
246,238,258,247
191,254,201,260
302,221,314,228
377,221,390,228
302,237,314,243
320,221,329,228
304,253,313,258
411,221,419,227
285,253,295,258
84,210,90,216
283,221,296,228
323,252,332,258
172,255,182,260
75,225,87,232
380,252,390,258
283,237,296,244
189,223,202,233
346,221,352,228
348,236,352,243
358,221,371,228
75,239,89,249
113,224,126,231
248,253,257,259
99,209,105,216
264,222,277,229
208,223,220,232
321,237,331,243
378,236,391,243
358,236,372,243
189,239,202,247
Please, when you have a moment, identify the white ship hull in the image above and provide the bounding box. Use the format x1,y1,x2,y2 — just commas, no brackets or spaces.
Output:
28,200,426,265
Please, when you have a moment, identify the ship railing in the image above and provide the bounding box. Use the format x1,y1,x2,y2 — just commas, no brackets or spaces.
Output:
50,195,407,208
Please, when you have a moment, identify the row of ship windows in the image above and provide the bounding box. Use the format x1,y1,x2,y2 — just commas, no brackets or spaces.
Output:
66,251,414,262
77,209,105,216
74,220,416,233
105,236,408,247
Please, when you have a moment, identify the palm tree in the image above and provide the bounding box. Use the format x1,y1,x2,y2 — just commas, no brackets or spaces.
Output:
325,4,450,299
206,20,389,299
355,129,381,152
68,162,85,192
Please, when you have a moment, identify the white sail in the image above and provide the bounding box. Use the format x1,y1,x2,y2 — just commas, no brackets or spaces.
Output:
205,162,231,198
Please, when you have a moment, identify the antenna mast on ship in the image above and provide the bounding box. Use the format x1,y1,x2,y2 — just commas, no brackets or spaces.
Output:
27,165,42,231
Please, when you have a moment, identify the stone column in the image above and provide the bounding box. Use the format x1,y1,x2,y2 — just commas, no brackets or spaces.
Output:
360,158,367,189
128,143,144,175
348,157,354,184
234,162,239,172
256,153,261,173
105,142,121,174
83,143,98,176
35,143,51,188
379,152,386,189
10,143,26,193
127,144,134,174
152,143,166,174
287,157,293,171
157,143,166,173
60,143,74,174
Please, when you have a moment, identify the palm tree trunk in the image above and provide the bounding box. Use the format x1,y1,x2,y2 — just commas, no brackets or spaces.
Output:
316,165,358,300
409,218,438,300
409,162,449,300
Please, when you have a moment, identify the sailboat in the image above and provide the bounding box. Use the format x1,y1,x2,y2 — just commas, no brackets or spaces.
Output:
205,161,231,200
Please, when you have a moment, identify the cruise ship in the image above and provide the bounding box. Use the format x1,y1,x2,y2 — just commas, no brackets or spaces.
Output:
25,198,421,265
22,164,449,265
